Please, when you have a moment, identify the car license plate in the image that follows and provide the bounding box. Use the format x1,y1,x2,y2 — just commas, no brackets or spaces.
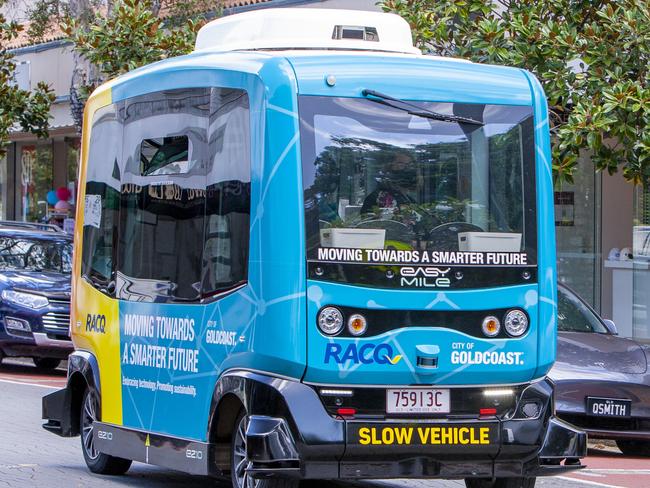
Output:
386,388,450,414
587,397,631,417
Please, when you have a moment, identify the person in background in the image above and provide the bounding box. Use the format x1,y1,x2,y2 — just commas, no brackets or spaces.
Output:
360,151,417,215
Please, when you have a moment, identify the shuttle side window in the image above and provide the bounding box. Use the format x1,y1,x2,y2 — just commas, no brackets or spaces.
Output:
140,136,193,176
116,88,210,303
202,88,251,297
81,104,123,295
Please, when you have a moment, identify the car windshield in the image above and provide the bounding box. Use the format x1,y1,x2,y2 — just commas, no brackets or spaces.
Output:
558,287,608,333
300,96,536,265
0,236,72,274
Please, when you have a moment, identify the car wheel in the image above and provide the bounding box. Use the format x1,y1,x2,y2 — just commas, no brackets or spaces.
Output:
33,358,61,370
80,389,132,475
616,440,650,457
465,477,536,488
231,410,299,488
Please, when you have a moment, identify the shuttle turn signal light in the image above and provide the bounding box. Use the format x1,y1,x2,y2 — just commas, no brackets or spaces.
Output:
479,408,497,416
347,314,368,336
481,316,501,337
337,408,356,417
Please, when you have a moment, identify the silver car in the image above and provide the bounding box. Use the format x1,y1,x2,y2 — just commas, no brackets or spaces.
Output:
550,285,650,456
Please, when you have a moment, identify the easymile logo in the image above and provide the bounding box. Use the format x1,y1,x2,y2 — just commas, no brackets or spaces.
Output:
399,267,451,288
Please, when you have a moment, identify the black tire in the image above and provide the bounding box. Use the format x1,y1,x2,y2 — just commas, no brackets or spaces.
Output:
616,440,650,457
80,389,132,475
230,410,299,488
33,357,61,370
465,478,536,488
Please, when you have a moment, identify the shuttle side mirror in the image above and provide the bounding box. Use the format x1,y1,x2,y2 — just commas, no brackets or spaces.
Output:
603,319,618,335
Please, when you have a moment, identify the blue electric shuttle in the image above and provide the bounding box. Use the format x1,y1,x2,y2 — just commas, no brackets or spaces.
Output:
42,8,586,488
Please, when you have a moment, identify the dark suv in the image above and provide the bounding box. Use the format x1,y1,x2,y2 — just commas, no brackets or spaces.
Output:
0,221,73,369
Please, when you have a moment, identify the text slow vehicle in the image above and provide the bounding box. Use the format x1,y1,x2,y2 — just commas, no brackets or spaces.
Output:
349,422,499,449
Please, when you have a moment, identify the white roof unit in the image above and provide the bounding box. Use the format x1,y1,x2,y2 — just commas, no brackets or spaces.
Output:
194,8,421,54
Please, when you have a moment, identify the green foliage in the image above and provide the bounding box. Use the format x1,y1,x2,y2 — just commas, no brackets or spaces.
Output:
0,2,55,156
380,0,650,184
61,0,205,80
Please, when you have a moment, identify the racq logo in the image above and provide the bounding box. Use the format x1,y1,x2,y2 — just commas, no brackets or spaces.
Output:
325,343,403,365
400,266,451,288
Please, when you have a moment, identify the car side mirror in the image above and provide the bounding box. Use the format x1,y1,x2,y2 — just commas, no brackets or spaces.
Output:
603,319,618,335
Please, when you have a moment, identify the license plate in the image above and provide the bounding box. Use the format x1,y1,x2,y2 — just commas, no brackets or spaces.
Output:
386,388,450,414
587,397,631,417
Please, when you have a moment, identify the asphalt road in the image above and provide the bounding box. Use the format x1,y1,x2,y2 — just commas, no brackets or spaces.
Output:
0,358,648,488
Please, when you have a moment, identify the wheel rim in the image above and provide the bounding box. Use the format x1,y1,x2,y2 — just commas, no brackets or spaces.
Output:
81,392,100,460
233,415,257,488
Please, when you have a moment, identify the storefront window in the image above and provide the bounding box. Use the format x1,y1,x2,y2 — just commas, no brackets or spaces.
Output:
66,138,80,206
555,154,601,308
21,145,54,223
633,185,650,340
0,150,6,219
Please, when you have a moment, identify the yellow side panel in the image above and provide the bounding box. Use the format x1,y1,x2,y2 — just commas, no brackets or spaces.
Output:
71,85,123,425
72,281,123,425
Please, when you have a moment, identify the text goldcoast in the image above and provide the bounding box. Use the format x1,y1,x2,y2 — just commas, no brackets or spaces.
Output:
451,350,524,366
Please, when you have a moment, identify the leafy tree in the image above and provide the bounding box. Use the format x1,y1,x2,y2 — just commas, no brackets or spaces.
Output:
25,0,216,130
0,1,55,156
60,0,208,78
380,0,650,184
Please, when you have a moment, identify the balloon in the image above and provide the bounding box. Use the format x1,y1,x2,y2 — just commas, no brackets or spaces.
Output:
46,190,58,206
54,200,71,211
56,187,71,201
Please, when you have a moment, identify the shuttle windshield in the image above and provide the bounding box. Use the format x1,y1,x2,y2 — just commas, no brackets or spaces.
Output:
300,96,537,288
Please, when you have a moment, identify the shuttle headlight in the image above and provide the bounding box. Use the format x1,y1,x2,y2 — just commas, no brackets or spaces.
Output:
504,309,528,337
481,316,501,337
318,307,344,335
347,314,367,336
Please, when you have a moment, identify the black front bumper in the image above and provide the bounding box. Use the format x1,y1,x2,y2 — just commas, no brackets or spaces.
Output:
42,368,587,480
1,304,73,359
243,375,586,480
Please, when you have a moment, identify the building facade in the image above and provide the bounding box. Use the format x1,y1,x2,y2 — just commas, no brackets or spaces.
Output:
1,0,645,339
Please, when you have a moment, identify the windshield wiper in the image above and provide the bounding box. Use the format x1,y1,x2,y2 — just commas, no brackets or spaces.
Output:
362,89,484,126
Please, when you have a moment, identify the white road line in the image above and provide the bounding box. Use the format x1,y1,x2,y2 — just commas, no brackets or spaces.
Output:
584,469,650,474
557,475,626,488
0,378,59,389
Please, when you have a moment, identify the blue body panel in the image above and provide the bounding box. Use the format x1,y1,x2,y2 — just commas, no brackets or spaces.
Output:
109,52,308,440
522,70,557,378
286,53,533,105
305,281,540,385
99,49,554,440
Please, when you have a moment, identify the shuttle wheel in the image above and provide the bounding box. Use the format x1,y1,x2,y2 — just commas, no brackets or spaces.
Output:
231,410,299,488
80,389,132,475
33,358,61,370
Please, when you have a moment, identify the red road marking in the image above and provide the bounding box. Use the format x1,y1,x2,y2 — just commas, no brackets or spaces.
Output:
563,448,650,488
5,357,650,488
0,360,66,389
